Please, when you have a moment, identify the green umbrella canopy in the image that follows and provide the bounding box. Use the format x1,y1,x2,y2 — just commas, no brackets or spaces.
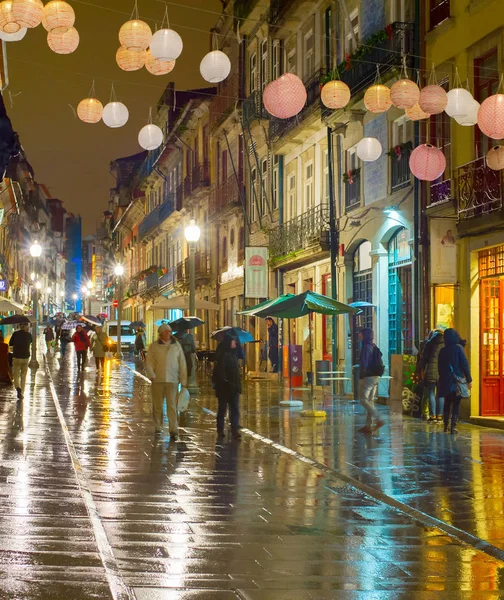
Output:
238,294,296,316
251,291,360,319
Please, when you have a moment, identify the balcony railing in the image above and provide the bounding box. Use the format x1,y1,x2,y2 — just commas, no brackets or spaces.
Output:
234,0,260,20
430,0,450,29
269,68,324,140
457,157,503,220
138,194,175,241
269,203,329,260
210,173,243,215
345,173,361,211
183,253,210,280
209,73,240,131
390,142,412,192
430,179,452,205
184,174,192,198
138,269,159,293
191,160,210,192
158,266,176,289
269,0,296,24
137,146,162,183
242,90,268,129
176,184,183,211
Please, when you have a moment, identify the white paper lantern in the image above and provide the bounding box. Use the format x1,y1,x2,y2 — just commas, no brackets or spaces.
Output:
356,137,382,162
102,101,129,128
200,50,231,83
11,0,43,28
42,0,75,33
455,100,480,126
0,25,25,40
445,88,474,118
138,124,163,150
150,27,182,61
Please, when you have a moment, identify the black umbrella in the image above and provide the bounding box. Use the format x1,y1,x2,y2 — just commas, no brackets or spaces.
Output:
169,316,204,331
0,315,33,325
211,326,254,344
82,315,101,325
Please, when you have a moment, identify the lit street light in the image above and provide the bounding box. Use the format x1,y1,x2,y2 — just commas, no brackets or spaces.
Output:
29,241,42,369
114,264,124,359
184,219,201,394
72,293,78,311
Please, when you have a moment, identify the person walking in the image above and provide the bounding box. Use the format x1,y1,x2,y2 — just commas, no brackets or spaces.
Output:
265,317,279,373
72,324,90,372
174,326,197,379
9,323,32,399
145,324,187,439
438,328,472,434
420,330,445,422
358,327,385,433
134,327,146,360
0,332,12,385
43,325,55,353
60,328,71,357
213,334,242,440
91,325,108,371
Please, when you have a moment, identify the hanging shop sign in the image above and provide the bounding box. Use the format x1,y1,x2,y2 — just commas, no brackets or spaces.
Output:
430,218,457,284
245,247,268,299
0,278,9,292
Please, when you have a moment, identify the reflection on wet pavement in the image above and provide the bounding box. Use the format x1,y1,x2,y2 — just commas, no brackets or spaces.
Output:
0,350,503,598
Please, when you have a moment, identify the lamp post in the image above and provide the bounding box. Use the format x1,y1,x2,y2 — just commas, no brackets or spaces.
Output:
72,293,78,312
114,265,124,359
86,280,93,315
60,290,65,313
29,241,42,369
46,287,52,321
184,219,200,394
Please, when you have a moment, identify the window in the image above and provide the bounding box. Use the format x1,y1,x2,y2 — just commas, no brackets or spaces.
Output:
260,38,268,90
475,49,499,157
272,155,280,211
430,0,450,30
392,115,411,146
222,149,228,182
303,27,314,79
345,146,361,211
272,40,282,80
390,0,414,22
304,161,314,211
261,158,268,216
352,241,373,363
286,40,296,74
391,116,413,191
250,51,257,93
345,9,359,55
322,150,330,204
250,166,257,222
288,173,296,220
389,228,413,356
324,7,334,72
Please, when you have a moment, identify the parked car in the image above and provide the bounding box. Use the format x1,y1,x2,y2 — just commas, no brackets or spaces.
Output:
105,321,135,353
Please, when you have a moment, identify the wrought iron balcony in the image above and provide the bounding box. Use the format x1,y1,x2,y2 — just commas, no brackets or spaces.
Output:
158,266,176,290
210,173,243,216
269,203,330,261
137,146,163,184
390,142,412,192
457,157,503,220
138,194,175,241
269,68,324,141
430,0,450,29
183,253,211,281
345,172,361,212
430,179,452,206
242,91,268,129
184,174,192,198
138,269,159,293
191,160,211,192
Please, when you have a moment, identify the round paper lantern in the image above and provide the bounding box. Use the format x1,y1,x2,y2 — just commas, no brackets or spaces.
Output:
390,79,420,109
356,137,382,162
102,101,129,128
116,46,146,71
445,88,474,118
11,0,43,28
405,103,431,121
419,84,448,115
150,27,182,61
0,24,25,39
455,100,480,126
47,26,79,53
486,145,504,171
77,97,103,124
119,19,151,51
0,1,21,33
263,74,307,119
200,50,231,83
364,84,392,114
145,49,175,76
409,144,446,181
42,0,75,33
321,80,350,110
477,94,504,140
138,124,163,151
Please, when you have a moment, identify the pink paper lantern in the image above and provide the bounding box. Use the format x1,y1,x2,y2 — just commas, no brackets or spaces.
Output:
321,80,350,109
487,145,504,171
145,49,175,75
47,25,79,53
263,73,307,119
119,19,152,51
409,144,446,182
390,79,420,109
419,85,448,115
116,46,146,71
477,94,504,140
364,84,392,114
405,103,430,121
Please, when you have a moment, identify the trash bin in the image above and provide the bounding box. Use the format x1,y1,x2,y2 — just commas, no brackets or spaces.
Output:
315,360,331,386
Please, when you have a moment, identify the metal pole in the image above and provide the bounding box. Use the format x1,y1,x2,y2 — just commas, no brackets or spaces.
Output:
29,282,39,369
188,242,199,394
88,295,91,316
327,127,339,398
309,318,314,410
115,278,123,359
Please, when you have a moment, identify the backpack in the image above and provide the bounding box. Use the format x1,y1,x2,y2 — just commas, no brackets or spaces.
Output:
369,344,385,377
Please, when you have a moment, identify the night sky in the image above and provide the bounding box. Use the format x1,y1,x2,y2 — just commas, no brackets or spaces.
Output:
6,0,221,234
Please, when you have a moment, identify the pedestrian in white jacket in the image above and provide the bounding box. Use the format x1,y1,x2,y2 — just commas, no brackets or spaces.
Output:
146,324,188,439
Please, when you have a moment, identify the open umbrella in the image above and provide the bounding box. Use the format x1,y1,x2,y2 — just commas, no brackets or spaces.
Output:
0,314,33,325
238,294,296,316
61,320,80,330
170,316,204,331
81,315,101,326
211,326,254,344
130,321,146,329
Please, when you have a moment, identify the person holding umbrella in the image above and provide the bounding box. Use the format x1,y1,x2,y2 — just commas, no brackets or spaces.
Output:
213,333,242,440
9,323,33,400
265,317,279,373
72,324,91,372
43,325,55,353
91,325,108,371
134,327,146,359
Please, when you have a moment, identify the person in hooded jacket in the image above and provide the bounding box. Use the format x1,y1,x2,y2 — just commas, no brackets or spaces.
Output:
213,334,242,440
72,325,91,371
358,327,385,433
438,328,472,434
421,330,445,422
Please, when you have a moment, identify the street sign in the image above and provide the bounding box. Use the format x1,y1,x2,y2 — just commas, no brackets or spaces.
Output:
112,300,119,308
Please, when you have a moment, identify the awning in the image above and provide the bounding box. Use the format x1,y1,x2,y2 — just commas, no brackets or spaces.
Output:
0,297,25,313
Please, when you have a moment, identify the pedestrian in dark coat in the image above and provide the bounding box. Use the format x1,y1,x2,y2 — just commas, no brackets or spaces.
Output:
213,335,242,440
438,328,472,434
421,330,445,421
265,317,279,373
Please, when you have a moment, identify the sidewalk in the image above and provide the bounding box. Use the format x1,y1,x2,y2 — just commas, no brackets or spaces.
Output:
0,349,503,598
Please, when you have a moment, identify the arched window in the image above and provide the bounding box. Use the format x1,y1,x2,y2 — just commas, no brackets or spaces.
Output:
388,228,413,355
352,241,373,363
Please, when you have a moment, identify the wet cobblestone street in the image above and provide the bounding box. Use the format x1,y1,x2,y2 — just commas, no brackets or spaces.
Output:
0,350,504,599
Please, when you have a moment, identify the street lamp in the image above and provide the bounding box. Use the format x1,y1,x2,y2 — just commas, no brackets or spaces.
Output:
60,290,65,312
114,264,124,359
184,219,200,394
72,293,78,311
85,281,93,315
29,241,42,369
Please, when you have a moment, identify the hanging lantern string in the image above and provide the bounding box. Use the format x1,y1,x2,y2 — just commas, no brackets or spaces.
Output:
110,83,118,103
400,54,409,80
88,79,96,98
212,30,219,52
148,106,153,124
453,66,462,88
428,63,437,86
374,65,382,84
416,69,422,89
161,6,169,29
498,74,504,94
130,0,139,20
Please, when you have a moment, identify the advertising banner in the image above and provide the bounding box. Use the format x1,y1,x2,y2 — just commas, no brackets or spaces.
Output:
430,219,457,284
245,247,268,298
